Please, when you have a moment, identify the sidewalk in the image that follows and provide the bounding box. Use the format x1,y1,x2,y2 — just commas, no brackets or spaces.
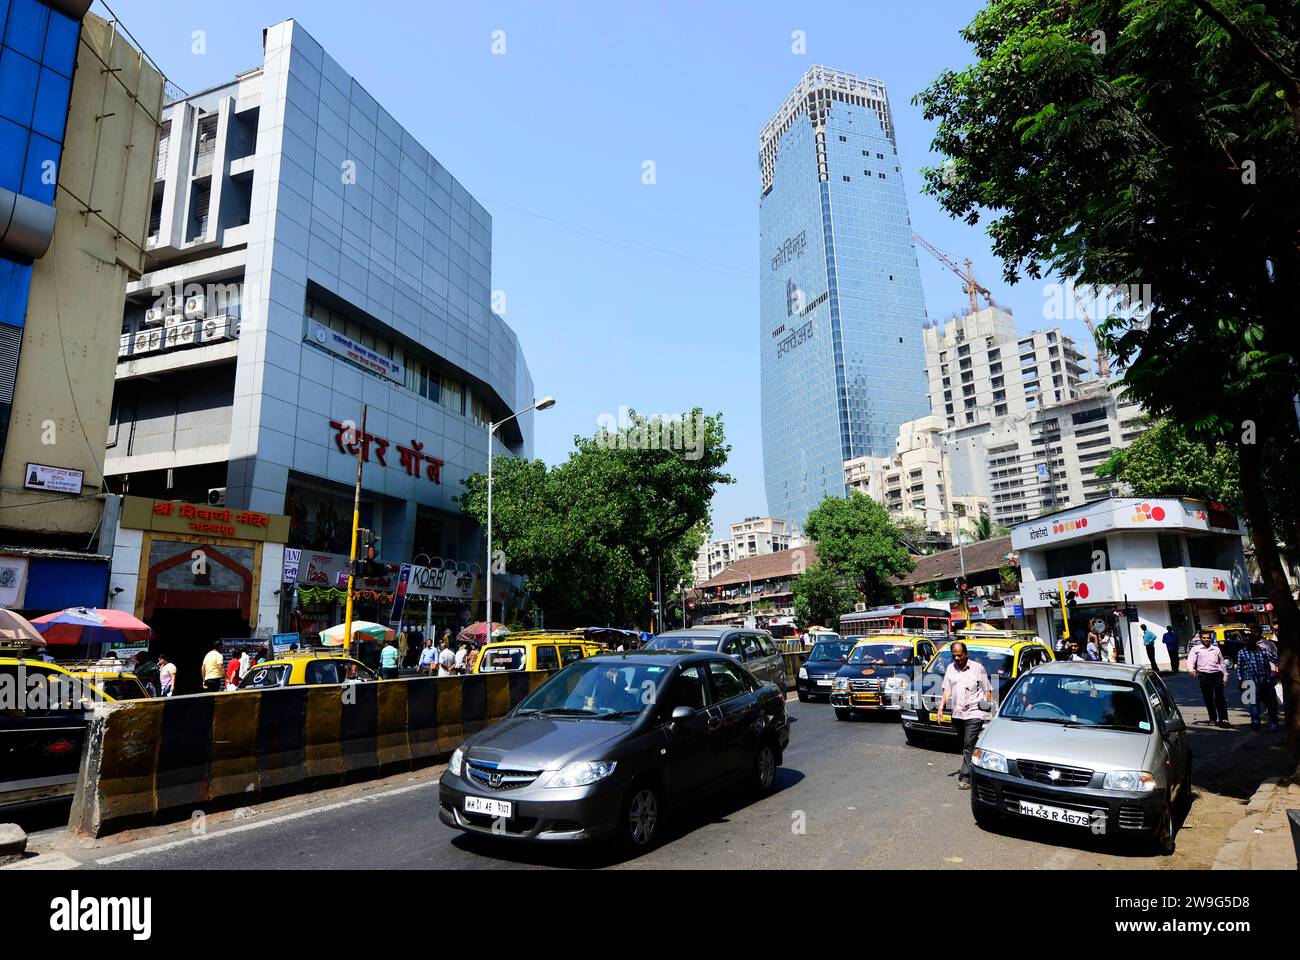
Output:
1157,668,1296,869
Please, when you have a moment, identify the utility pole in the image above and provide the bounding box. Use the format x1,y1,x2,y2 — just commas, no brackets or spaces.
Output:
343,403,367,657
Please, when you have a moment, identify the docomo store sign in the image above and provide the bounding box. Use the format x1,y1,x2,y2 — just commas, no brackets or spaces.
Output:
307,319,403,384
1023,573,1118,608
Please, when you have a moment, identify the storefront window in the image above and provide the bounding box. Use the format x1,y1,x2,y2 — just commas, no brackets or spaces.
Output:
285,482,368,553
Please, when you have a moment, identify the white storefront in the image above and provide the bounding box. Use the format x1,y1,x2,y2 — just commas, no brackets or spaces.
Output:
1012,498,1251,667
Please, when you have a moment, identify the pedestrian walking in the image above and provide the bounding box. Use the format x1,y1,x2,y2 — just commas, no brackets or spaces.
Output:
1187,630,1230,727
226,650,242,691
418,638,437,674
158,656,177,697
238,648,251,681
201,640,225,693
437,638,456,677
465,644,479,674
454,642,468,674
1097,626,1115,663
379,637,400,680
936,641,993,791
1140,623,1159,669
1235,633,1280,731
1084,635,1101,662
1162,625,1181,673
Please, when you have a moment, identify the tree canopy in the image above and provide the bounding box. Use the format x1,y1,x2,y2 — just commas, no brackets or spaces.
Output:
792,563,857,630
459,409,731,628
803,493,915,606
1096,418,1242,508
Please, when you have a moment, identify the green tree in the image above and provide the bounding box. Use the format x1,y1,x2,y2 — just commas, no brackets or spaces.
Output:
1096,419,1242,507
894,515,932,553
973,514,1010,542
459,409,732,628
792,563,856,630
916,0,1300,758
803,492,915,606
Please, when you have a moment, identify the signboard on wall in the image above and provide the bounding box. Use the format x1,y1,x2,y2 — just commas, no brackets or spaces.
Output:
305,319,404,384
282,548,302,583
23,463,84,495
121,496,291,543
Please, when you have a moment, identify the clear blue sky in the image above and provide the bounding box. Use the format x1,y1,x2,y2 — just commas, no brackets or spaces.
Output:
108,0,1095,532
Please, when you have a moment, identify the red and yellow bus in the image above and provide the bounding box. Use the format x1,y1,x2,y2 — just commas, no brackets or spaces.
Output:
839,603,953,636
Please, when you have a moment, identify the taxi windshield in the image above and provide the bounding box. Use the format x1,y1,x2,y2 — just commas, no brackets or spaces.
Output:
1001,674,1151,732
809,640,854,662
929,646,1014,679
849,642,914,665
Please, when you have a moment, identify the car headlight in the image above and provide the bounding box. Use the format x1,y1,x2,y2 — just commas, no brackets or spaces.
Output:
449,747,464,777
832,678,848,691
798,667,808,680
971,748,1008,774
544,760,618,789
1103,770,1156,792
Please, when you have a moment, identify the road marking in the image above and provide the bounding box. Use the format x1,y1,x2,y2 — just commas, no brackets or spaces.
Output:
94,780,435,866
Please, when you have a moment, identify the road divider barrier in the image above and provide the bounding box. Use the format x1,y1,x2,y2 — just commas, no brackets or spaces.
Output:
69,672,548,838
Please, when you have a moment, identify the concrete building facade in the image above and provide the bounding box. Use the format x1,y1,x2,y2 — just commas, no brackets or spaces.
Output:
694,517,801,584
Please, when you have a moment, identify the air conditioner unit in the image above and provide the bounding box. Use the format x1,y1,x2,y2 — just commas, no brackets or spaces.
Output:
165,295,183,312
207,487,226,506
200,317,229,342
184,294,206,319
174,321,197,347
144,306,165,326
133,330,158,354
163,313,187,328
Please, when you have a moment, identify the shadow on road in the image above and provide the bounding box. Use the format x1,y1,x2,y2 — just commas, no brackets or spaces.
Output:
448,767,807,869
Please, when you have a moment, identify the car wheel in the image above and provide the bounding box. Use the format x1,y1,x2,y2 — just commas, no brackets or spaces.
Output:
834,708,850,721
621,782,662,853
751,740,777,796
797,689,808,703
1152,804,1176,856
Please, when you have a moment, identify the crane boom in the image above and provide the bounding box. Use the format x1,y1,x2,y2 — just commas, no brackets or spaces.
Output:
1070,284,1111,381
913,232,993,315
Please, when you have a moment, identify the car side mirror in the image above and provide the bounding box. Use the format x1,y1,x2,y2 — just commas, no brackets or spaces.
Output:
840,655,848,663
670,705,695,722
1162,716,1185,735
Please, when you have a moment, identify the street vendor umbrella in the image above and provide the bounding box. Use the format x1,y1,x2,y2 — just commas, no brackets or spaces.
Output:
458,621,507,645
318,620,395,647
30,607,152,646
0,608,45,646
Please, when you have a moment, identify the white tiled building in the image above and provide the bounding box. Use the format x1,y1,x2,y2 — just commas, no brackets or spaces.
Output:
693,517,801,584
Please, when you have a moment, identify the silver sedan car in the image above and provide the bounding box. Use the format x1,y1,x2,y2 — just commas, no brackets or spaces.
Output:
968,661,1191,854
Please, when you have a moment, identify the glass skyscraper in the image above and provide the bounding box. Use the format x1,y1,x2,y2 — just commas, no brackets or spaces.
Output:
759,66,930,526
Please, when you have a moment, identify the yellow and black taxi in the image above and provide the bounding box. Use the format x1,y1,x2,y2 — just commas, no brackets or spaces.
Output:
899,631,1054,746
830,633,942,720
475,632,604,674
1,651,118,811
67,659,153,700
237,649,375,688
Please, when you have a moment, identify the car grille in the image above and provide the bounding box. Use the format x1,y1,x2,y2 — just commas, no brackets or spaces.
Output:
849,679,881,691
1118,805,1146,831
975,781,998,805
1017,760,1094,787
466,761,542,791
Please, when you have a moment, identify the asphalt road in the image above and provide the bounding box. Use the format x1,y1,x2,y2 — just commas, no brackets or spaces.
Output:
63,689,1262,871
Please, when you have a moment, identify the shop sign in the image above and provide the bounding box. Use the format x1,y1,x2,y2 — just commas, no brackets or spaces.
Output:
282,548,302,583
1022,572,1118,608
24,463,83,495
328,420,444,484
271,632,299,654
406,564,476,600
306,319,403,384
121,496,290,543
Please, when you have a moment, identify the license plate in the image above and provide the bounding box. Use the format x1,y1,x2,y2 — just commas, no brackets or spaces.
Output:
928,712,950,724
464,796,514,818
816,679,833,687
1017,801,1091,827
853,695,880,704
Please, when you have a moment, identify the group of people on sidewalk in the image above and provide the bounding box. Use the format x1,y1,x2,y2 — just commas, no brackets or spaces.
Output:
1185,629,1283,731
414,632,477,676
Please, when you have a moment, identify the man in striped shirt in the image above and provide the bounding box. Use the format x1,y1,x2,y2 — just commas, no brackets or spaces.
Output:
1235,633,1280,731
1187,631,1229,728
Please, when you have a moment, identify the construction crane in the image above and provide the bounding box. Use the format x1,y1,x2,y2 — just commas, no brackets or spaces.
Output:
1069,283,1111,382
913,232,994,316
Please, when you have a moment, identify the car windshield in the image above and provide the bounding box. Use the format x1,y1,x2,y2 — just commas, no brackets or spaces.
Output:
515,660,670,718
809,640,855,661
240,664,289,688
849,642,914,665
645,635,720,651
928,646,1014,679
1000,674,1152,731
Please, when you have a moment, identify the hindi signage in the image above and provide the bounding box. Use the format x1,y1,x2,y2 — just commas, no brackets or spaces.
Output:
120,496,290,543
306,318,404,384
24,463,84,495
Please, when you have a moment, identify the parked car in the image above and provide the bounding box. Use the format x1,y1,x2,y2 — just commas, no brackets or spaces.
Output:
969,661,1191,854
475,634,604,674
829,634,940,719
899,632,1054,745
238,650,375,688
438,650,789,850
0,654,118,812
646,627,788,694
796,637,856,702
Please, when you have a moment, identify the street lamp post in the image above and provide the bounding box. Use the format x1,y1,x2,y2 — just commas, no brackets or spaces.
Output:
486,396,556,631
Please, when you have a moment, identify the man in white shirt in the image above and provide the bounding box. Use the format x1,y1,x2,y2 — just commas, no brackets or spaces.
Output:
454,643,468,673
437,640,456,677
238,649,251,680
158,656,178,697
936,641,993,791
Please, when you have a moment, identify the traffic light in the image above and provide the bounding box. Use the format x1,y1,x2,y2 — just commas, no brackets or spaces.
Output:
1065,590,1078,610
350,529,387,578
954,576,969,604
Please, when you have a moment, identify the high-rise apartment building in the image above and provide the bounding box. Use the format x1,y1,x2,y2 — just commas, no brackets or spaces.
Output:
759,66,929,527
692,517,801,584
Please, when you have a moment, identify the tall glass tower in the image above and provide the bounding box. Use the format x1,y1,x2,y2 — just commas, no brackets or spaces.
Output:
759,66,930,526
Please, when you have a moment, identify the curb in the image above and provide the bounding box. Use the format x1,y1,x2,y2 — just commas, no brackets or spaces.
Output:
1211,777,1283,870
